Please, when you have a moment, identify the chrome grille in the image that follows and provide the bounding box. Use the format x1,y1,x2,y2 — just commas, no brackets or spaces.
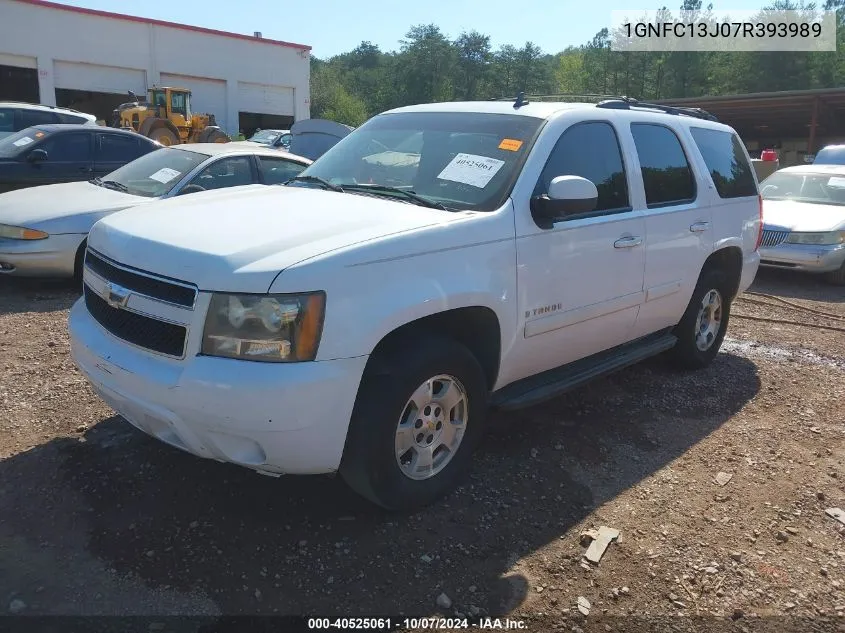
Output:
85,248,197,308
760,230,790,248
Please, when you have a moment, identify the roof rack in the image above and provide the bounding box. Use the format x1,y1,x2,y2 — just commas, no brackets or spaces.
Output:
596,97,719,122
492,93,626,104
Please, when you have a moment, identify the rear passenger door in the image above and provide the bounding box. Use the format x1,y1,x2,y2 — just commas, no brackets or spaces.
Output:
94,132,146,177
628,122,713,339
15,108,59,131
257,155,308,185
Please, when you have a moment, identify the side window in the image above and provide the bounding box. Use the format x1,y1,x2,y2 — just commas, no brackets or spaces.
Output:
18,109,58,129
190,156,254,190
258,156,307,185
689,127,758,198
0,108,14,133
534,122,630,213
57,113,90,125
98,134,143,162
630,123,696,208
38,133,92,162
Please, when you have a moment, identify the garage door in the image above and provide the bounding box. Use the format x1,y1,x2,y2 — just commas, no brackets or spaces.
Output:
53,61,146,96
237,82,294,117
160,73,227,132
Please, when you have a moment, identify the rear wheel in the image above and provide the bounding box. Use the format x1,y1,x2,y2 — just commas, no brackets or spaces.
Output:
669,268,732,370
824,260,845,285
201,128,229,144
150,127,179,146
339,335,488,512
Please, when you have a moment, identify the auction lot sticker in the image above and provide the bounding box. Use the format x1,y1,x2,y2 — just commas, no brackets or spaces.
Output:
437,153,505,188
148,167,182,183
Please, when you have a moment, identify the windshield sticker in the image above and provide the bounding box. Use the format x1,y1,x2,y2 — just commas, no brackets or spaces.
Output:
13,137,33,147
498,138,524,152
437,153,505,188
828,176,845,188
148,167,182,183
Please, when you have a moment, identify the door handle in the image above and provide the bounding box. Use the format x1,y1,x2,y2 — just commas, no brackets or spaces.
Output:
614,236,643,248
690,221,710,233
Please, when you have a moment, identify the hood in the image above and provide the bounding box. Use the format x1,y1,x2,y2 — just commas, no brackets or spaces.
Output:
288,119,353,161
0,181,149,233
762,198,845,233
89,185,458,293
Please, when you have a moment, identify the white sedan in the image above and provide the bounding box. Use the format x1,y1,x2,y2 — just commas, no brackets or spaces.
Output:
759,164,845,285
0,143,311,280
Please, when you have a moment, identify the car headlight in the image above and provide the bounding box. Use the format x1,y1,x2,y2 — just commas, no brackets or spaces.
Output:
0,223,48,240
201,292,326,362
786,231,845,245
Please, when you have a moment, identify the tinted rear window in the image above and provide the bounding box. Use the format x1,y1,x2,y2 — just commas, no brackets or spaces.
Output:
630,123,696,207
690,127,758,198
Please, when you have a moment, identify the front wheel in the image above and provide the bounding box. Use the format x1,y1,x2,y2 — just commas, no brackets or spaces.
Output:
339,335,488,512
669,269,731,370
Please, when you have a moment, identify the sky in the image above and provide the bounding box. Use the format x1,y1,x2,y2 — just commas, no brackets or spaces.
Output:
57,0,770,59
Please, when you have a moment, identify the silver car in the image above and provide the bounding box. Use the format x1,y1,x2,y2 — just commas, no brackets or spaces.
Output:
0,143,311,280
759,164,845,285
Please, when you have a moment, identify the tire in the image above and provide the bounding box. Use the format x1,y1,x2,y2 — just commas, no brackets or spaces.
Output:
824,260,845,285
205,129,229,144
669,268,732,370
339,335,488,512
149,127,179,146
72,239,87,288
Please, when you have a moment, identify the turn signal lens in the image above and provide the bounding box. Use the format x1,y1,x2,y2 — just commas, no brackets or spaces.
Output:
0,224,49,240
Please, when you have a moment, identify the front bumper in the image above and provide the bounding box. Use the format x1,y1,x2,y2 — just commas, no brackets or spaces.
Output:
68,298,368,475
759,242,845,273
0,233,86,277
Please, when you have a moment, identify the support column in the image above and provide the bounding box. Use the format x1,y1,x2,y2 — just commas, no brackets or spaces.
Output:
226,78,238,138
808,96,819,156
36,56,55,105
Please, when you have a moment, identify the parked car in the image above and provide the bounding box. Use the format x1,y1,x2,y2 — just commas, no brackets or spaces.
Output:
758,164,845,284
0,143,311,280
0,124,159,194
811,144,845,165
0,102,97,140
69,98,761,511
244,128,292,151
287,118,354,160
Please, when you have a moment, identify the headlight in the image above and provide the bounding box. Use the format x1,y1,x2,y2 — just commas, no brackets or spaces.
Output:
0,223,48,240
786,231,845,245
201,292,326,362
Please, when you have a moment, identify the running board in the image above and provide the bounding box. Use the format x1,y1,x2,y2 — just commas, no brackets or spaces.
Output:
491,331,677,411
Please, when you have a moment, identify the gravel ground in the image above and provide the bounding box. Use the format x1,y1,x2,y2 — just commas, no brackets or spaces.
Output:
1,267,843,632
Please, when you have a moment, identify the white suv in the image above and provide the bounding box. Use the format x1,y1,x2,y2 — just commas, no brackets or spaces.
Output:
0,102,97,138
68,96,762,511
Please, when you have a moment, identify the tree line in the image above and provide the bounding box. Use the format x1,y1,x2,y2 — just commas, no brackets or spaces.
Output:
310,0,845,126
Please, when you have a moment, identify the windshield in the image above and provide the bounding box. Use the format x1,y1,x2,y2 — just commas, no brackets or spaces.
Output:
760,171,845,206
295,112,545,211
0,128,52,158
249,130,283,145
98,147,208,197
813,147,845,165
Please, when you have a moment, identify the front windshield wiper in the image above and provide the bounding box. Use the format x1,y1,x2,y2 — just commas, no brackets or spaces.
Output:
284,175,344,192
100,180,130,193
338,183,449,210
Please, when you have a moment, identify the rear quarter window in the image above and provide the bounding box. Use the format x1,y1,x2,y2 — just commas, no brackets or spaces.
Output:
689,127,758,198
57,113,90,124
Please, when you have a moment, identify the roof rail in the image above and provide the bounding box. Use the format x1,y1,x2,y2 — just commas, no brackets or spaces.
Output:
492,93,626,104
596,97,719,122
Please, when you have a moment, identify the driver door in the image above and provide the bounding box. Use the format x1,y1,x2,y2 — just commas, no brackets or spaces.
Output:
507,120,647,383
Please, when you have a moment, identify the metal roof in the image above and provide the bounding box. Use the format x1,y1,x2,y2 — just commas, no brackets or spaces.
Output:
656,88,845,140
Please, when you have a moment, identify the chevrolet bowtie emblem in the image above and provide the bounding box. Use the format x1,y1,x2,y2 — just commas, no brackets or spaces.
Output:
105,281,131,309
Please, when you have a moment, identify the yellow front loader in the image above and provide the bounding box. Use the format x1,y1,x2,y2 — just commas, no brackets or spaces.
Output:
110,86,230,145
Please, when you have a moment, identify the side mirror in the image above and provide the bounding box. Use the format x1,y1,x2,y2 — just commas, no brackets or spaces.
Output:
27,149,48,164
530,175,598,227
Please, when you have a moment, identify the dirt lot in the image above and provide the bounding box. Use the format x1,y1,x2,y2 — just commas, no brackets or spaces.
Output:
1,268,844,632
